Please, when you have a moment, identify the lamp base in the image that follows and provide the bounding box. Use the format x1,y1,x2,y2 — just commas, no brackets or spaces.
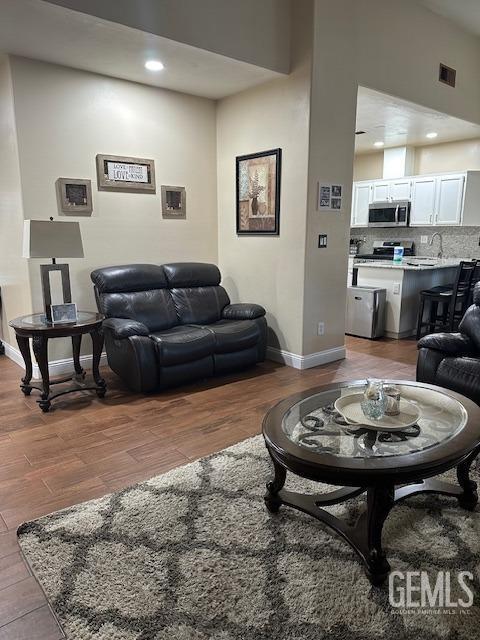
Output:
40,263,72,322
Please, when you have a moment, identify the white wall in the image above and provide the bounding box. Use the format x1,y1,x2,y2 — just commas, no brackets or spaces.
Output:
45,0,291,74
216,2,312,356
10,56,218,360
0,56,32,348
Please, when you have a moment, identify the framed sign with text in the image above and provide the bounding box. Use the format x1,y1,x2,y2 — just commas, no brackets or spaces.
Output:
96,154,156,193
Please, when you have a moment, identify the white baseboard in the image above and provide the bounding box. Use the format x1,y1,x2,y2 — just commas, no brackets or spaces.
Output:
266,345,346,370
2,341,107,378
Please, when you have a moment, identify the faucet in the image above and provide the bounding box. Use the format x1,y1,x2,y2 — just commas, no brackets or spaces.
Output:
429,232,443,259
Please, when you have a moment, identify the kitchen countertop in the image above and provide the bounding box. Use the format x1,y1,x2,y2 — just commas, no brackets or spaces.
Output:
352,257,473,271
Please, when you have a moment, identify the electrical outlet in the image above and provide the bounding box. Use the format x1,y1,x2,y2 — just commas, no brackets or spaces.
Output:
393,283,400,294
317,322,325,336
421,235,428,244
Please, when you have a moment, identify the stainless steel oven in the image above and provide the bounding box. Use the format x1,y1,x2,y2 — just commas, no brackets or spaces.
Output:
368,200,410,227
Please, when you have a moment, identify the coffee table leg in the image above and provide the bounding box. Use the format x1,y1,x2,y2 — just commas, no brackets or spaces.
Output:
16,335,33,395
265,455,286,513
364,485,394,585
32,335,51,412
457,447,479,511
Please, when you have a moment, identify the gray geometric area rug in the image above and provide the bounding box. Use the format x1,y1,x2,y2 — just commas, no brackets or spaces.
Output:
18,436,480,640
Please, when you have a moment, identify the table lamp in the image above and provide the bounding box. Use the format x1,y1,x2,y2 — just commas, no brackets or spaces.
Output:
23,218,84,322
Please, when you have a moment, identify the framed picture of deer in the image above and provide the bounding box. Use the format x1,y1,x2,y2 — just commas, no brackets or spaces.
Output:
236,148,281,235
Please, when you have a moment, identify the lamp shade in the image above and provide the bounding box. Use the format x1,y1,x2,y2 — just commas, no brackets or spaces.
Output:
23,220,84,259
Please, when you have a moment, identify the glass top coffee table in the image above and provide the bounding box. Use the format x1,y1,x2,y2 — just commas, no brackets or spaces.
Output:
263,380,480,585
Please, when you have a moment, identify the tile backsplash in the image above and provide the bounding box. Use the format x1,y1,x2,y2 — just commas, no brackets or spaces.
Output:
350,226,480,259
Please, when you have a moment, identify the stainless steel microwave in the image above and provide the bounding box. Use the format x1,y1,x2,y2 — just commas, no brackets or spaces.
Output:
368,200,410,227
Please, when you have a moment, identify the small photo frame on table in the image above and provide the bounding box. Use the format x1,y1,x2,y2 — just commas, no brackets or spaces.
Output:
56,178,93,215
161,185,186,218
50,303,78,324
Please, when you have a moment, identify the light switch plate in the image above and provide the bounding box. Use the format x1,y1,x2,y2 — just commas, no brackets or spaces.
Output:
421,235,428,244
393,283,400,294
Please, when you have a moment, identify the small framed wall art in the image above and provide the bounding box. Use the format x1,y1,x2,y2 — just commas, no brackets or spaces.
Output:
236,148,281,235
161,185,186,219
56,178,93,215
96,154,156,193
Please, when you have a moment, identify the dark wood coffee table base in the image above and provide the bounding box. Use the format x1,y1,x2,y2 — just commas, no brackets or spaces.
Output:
265,447,479,586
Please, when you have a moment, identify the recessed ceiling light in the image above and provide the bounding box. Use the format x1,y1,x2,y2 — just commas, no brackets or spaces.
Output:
426,132,438,139
145,60,164,71
373,141,384,147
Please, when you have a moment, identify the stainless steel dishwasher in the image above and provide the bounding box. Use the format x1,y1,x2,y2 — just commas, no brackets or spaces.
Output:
345,286,386,339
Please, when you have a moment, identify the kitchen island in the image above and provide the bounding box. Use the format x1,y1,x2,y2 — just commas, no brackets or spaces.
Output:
351,258,467,339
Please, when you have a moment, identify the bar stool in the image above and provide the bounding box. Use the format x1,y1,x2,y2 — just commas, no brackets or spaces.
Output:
467,260,480,307
416,261,476,340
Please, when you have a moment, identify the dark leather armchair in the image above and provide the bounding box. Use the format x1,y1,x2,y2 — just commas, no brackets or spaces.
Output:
91,263,267,392
417,282,480,405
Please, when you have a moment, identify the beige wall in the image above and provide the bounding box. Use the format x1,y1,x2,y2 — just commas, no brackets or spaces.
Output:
415,138,480,175
353,152,384,181
45,0,291,74
353,138,480,181
9,56,218,360
0,56,32,348
216,2,312,356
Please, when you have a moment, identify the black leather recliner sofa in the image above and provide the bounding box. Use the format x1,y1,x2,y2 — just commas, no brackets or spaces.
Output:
417,282,480,405
90,263,267,392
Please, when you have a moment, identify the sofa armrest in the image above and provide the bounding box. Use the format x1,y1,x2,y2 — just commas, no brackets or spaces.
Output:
103,318,150,339
222,303,266,320
417,332,477,356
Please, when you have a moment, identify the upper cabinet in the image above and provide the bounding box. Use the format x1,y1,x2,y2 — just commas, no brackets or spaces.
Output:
411,177,436,226
435,174,465,225
351,171,480,228
351,182,371,227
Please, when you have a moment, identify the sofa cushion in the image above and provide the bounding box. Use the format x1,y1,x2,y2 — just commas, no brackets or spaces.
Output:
100,289,178,332
436,357,480,404
163,263,221,288
150,325,215,365
198,319,260,354
92,264,167,293
170,287,230,324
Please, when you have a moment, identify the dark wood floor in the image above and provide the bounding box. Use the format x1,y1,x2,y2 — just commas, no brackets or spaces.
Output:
0,336,417,638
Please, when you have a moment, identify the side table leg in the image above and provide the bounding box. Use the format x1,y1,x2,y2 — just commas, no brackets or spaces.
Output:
265,453,287,513
71,335,85,377
32,335,51,412
457,447,479,511
16,335,33,395
364,485,394,585
91,328,106,398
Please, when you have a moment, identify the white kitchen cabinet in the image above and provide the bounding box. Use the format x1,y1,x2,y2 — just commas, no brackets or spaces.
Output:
371,179,412,202
372,182,390,202
351,182,371,227
410,177,436,226
435,174,465,225
350,171,480,228
390,179,412,200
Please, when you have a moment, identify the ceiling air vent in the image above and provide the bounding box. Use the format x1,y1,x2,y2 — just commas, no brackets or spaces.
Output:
439,63,456,88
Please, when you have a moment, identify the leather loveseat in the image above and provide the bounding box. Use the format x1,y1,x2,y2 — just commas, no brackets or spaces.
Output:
90,263,267,392
417,282,480,405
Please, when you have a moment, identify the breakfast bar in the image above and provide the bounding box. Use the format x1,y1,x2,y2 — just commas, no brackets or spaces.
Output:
352,258,464,339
